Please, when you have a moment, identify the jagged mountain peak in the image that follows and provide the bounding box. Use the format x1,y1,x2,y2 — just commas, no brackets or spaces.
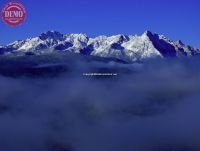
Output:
144,31,172,42
66,33,89,43
143,30,153,35
143,30,158,38
67,33,88,37
39,30,64,41
141,30,158,41
0,31,199,62
176,40,184,46
145,31,186,47
109,34,130,43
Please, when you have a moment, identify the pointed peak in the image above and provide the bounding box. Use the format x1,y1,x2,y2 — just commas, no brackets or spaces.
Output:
177,40,184,46
68,33,88,38
144,30,151,33
143,30,153,35
109,34,130,43
140,30,156,40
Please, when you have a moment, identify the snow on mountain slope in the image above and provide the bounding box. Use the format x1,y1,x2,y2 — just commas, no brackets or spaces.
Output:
64,34,89,53
87,32,162,62
7,31,64,53
88,35,132,60
0,30,199,62
122,31,162,60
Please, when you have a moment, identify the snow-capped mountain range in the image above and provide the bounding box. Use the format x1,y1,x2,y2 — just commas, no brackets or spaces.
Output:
0,30,199,62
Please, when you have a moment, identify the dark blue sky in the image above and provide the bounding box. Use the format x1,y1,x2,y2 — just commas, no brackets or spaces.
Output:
0,0,200,47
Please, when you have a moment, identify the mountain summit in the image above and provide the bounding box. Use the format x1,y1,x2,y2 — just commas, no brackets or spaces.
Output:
0,31,199,62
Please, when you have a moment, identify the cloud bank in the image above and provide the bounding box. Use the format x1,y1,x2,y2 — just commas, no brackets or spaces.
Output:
0,57,200,151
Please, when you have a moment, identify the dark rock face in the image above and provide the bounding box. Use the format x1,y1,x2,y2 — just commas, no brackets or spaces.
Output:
35,43,48,50
117,35,130,44
80,44,94,55
146,31,177,57
111,43,124,50
39,31,65,41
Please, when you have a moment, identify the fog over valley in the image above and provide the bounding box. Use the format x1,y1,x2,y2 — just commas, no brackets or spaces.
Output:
0,54,200,151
